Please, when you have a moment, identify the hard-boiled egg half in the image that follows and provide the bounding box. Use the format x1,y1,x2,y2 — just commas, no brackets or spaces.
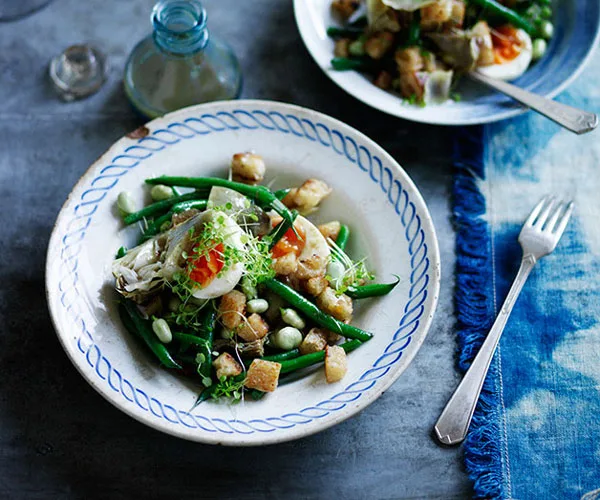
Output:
189,210,245,300
271,215,330,263
297,216,330,263
476,25,532,81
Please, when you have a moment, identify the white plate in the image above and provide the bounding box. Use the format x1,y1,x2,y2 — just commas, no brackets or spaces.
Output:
294,0,600,125
46,100,440,445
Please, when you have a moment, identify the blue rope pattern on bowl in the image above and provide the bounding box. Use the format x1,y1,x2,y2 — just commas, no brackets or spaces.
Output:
57,108,430,434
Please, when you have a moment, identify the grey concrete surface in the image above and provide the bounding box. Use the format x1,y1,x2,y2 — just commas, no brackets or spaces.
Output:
0,0,471,498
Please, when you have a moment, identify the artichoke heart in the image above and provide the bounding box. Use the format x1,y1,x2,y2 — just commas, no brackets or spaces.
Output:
112,237,164,302
112,212,206,302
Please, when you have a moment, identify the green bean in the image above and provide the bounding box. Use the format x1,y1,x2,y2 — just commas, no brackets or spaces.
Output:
123,192,202,225
346,279,400,299
115,246,127,258
407,11,421,45
264,279,373,341
197,306,217,381
331,57,374,72
243,349,301,368
335,224,350,251
173,332,210,347
264,349,301,363
250,389,266,401
174,354,198,365
142,199,209,239
469,0,536,35
327,26,364,38
348,15,367,28
266,209,298,250
273,188,291,200
197,305,217,337
145,176,296,226
279,339,362,374
118,302,138,337
120,301,182,370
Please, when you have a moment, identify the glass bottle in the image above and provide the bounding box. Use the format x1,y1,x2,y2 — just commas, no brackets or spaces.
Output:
124,0,242,119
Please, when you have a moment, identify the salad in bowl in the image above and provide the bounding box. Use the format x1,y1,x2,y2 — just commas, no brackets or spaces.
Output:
113,153,397,405
294,0,599,124
328,0,554,105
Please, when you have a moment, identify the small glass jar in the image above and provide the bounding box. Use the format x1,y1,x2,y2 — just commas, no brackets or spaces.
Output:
124,0,242,119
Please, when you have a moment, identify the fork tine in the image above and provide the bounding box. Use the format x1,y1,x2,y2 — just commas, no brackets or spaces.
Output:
532,196,556,227
545,200,565,232
552,201,574,238
525,196,551,226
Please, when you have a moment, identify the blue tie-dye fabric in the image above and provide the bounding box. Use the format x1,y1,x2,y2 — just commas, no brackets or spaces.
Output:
454,56,600,499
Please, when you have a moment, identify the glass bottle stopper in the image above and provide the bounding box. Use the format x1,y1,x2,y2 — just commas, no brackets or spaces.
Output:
48,45,108,101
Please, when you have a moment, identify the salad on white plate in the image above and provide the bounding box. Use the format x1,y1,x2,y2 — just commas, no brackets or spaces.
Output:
327,0,552,105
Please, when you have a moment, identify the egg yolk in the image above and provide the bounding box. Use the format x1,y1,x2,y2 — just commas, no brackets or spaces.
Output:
272,225,306,259
188,243,225,288
491,25,523,64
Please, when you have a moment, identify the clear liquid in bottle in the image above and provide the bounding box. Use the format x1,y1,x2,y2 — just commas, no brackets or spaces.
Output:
124,0,242,119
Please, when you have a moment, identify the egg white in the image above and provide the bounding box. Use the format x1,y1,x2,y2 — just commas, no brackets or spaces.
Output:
191,210,245,299
380,0,437,11
476,29,532,81
295,215,331,262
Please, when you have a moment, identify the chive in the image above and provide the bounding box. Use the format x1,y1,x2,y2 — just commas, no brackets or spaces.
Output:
123,192,203,225
331,57,374,72
346,279,400,299
327,26,364,38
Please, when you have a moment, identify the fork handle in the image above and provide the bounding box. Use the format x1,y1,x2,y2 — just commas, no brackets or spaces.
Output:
434,254,536,445
469,72,599,135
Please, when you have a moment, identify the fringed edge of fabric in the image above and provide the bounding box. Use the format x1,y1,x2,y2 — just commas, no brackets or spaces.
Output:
453,126,505,500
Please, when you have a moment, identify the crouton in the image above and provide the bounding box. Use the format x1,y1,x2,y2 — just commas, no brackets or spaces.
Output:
282,179,332,214
471,21,495,66
325,345,348,383
365,32,394,60
299,328,329,355
423,51,439,73
318,221,341,241
213,352,243,379
294,254,328,280
236,313,270,342
395,47,425,74
420,0,453,31
447,0,465,29
273,252,298,276
231,152,266,185
374,70,393,90
316,287,353,322
219,290,246,330
331,0,360,20
304,276,329,296
334,38,351,58
397,71,425,100
245,359,281,392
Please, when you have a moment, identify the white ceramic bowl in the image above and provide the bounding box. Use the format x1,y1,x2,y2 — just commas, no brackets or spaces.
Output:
46,100,440,445
294,0,600,125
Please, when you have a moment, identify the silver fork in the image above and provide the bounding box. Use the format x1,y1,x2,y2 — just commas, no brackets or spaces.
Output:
434,196,574,445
